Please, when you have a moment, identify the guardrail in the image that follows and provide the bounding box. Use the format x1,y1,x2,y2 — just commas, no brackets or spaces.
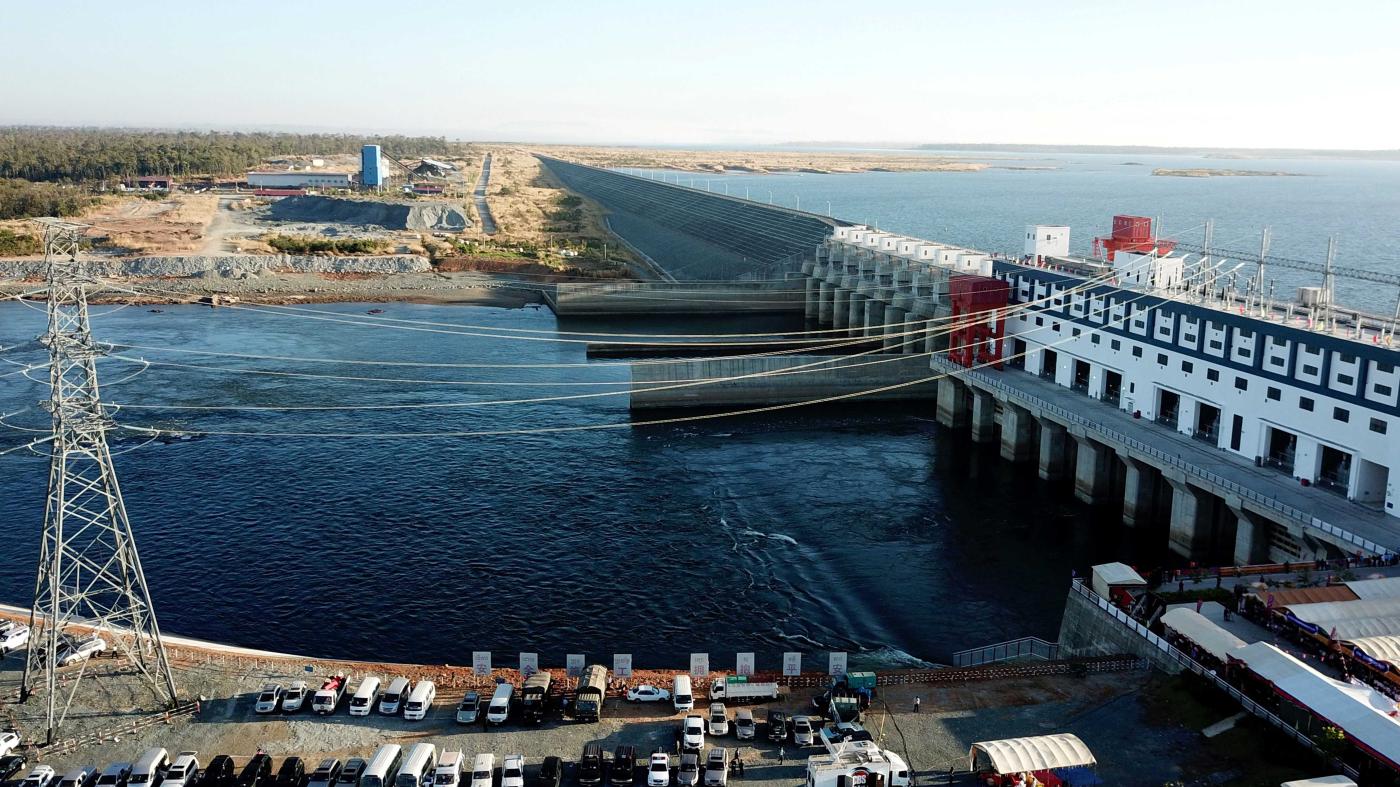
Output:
1068,580,1361,780
930,355,1390,556
951,637,1060,667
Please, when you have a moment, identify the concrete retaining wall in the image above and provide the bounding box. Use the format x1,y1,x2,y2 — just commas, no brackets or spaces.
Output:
1056,584,1184,674
554,280,805,316
0,254,431,280
630,354,938,409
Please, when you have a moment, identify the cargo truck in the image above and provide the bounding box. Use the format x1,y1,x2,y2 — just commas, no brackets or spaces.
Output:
708,677,779,703
575,665,608,722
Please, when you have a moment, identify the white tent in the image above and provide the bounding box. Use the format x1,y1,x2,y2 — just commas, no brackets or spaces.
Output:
1347,635,1400,664
1280,777,1357,787
1346,577,1400,600
1090,562,1146,599
968,733,1096,774
1284,598,1400,639
1161,608,1247,661
1233,642,1400,769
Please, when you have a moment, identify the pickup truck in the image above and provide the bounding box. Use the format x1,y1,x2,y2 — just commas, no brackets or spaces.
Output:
311,675,348,715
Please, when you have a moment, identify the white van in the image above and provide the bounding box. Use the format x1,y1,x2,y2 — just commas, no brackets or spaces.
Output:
403,679,436,721
433,752,465,787
349,676,381,717
486,683,513,725
129,748,170,787
672,675,693,713
394,744,437,787
361,745,404,787
379,677,411,715
469,755,494,787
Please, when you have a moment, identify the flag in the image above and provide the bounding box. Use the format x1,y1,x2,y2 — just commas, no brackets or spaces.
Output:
1330,626,1338,640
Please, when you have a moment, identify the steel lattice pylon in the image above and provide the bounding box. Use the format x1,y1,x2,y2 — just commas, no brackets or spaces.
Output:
20,219,178,744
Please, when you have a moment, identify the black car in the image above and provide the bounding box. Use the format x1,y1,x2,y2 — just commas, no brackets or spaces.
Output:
535,757,561,787
236,756,272,787
275,759,307,787
577,745,604,787
306,760,340,787
766,710,788,743
0,755,27,782
201,758,235,787
333,760,363,787
609,746,635,787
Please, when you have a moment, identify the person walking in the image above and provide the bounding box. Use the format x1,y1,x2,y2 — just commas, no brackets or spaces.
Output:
913,696,921,713
778,747,785,765
736,756,744,777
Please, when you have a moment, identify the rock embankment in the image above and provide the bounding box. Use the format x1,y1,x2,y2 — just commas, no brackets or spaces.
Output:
267,195,470,231
0,254,431,280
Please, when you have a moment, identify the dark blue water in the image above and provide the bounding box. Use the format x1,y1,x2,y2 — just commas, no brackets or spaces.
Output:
0,301,1152,668
643,152,1400,311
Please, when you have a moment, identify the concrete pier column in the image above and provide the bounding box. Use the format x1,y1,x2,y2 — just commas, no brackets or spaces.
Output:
936,377,971,429
970,389,997,444
1229,505,1272,565
1119,454,1155,527
1166,477,1210,560
803,262,821,321
882,305,908,352
1038,421,1068,481
833,286,851,330
1072,435,1114,504
818,281,836,325
847,290,868,336
863,298,887,339
1000,403,1035,463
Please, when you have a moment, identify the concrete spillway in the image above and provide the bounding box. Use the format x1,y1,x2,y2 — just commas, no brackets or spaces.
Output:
551,280,805,316
630,355,937,409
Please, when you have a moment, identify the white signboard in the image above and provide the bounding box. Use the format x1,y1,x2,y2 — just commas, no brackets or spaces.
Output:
828,651,848,677
736,652,755,676
782,652,802,677
519,652,538,676
566,654,585,677
472,651,492,677
613,653,633,678
689,652,709,678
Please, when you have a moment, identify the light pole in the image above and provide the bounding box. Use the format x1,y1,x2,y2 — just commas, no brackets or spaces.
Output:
795,195,800,211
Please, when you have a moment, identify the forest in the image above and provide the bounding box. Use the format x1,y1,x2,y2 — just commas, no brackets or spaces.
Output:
0,127,451,182
0,178,99,220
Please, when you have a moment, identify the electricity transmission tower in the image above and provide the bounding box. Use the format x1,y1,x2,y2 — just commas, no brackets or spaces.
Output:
20,219,178,744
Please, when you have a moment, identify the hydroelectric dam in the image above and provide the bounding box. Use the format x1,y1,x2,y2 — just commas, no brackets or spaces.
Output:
537,155,1400,568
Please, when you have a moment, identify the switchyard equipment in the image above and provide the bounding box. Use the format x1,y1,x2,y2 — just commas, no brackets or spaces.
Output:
20,219,179,743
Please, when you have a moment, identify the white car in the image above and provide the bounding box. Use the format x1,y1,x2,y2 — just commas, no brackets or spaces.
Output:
281,681,309,713
254,683,284,714
55,634,105,666
23,766,57,787
733,709,755,741
434,752,464,787
626,685,671,703
681,715,705,751
500,756,524,787
707,703,728,736
0,621,31,655
164,752,199,787
792,715,815,746
647,753,670,787
0,730,19,757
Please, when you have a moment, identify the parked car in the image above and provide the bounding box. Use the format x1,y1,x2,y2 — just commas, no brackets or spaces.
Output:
0,733,22,759
467,756,492,787
403,680,436,721
22,766,56,787
55,634,106,666
306,760,341,787
792,716,815,746
281,682,309,714
0,756,27,782
646,754,669,787
577,745,603,787
0,621,31,656
702,750,728,787
499,756,524,787
765,710,788,743
130,748,170,787
56,766,98,787
671,676,694,713
235,755,271,787
311,676,348,715
164,752,200,787
485,684,513,726
254,684,284,714
675,755,698,787
454,692,481,725
733,709,755,741
681,716,705,752
334,759,364,787
707,703,728,737
347,678,380,718
96,763,132,787
625,685,670,703
432,752,463,787
275,759,307,787
200,757,235,787
609,746,635,787
535,758,562,787
379,678,411,715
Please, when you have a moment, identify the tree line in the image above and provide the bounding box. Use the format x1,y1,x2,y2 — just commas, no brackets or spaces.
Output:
0,127,451,182
0,178,98,220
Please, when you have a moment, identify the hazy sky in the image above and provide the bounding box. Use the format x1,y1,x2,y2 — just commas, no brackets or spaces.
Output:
4,0,1397,148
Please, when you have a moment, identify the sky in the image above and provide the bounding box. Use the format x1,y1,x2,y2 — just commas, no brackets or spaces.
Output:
3,0,1398,149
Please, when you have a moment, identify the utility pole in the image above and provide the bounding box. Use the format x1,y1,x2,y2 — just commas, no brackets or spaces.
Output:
1201,219,1215,304
1323,235,1337,333
21,219,178,744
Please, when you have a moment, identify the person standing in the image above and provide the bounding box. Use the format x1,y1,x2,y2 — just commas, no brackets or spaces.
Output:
778,747,785,765
914,696,921,713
